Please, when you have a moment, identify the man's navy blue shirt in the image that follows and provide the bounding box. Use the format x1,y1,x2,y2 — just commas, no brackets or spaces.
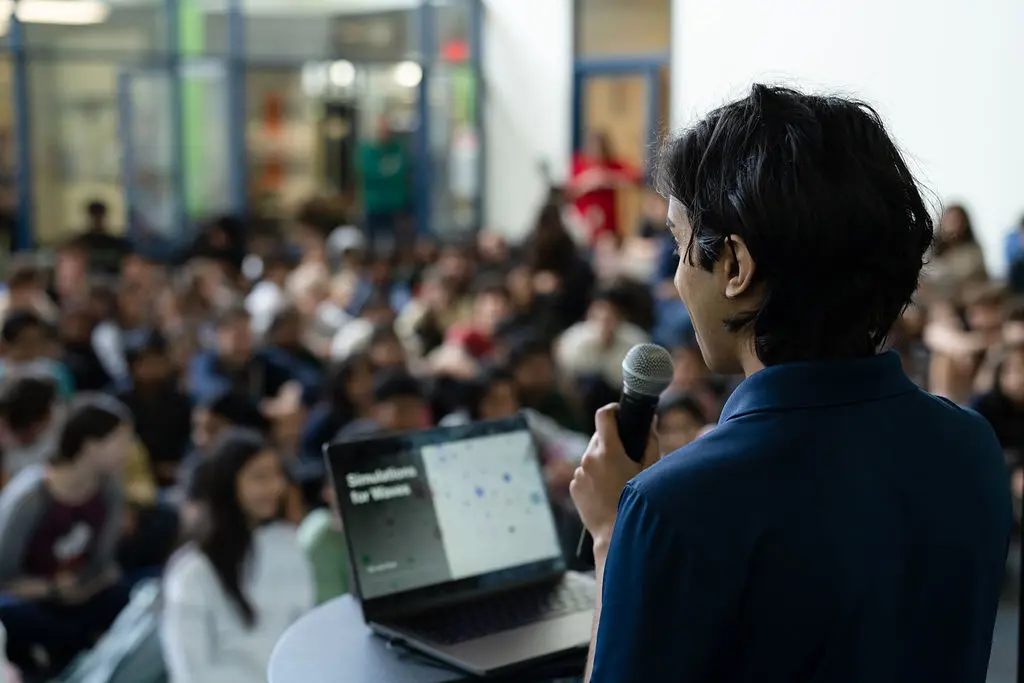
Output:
592,352,1011,683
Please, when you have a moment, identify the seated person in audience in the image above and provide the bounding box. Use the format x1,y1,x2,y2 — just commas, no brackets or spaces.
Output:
0,311,75,398
0,396,133,674
508,336,582,432
58,302,113,393
299,353,374,469
366,323,408,371
439,274,512,363
263,306,323,382
0,261,59,325
244,252,293,338
188,305,310,410
334,369,431,441
924,284,1007,403
556,285,650,389
972,345,1024,500
0,375,61,485
177,390,270,496
297,481,348,605
161,429,314,683
657,394,709,455
117,329,192,487
1008,215,1024,295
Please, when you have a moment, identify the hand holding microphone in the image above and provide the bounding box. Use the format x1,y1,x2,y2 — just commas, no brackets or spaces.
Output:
572,344,674,556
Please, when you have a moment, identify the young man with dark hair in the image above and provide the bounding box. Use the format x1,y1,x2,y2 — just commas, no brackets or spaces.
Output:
569,85,1009,683
0,374,59,483
0,310,74,397
0,394,132,674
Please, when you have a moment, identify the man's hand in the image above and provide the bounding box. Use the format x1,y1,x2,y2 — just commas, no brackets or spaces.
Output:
570,404,661,549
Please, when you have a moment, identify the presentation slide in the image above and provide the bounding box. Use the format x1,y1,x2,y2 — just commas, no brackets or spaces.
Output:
420,431,562,580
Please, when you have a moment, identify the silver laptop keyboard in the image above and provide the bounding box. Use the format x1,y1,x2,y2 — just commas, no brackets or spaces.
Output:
398,576,596,646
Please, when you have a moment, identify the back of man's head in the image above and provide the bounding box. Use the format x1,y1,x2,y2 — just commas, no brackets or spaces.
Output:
0,374,58,438
658,83,933,367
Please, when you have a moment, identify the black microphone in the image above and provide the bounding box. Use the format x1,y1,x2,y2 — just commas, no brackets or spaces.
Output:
576,343,675,561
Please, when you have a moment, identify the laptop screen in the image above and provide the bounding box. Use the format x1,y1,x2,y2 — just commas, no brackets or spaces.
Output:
330,417,565,601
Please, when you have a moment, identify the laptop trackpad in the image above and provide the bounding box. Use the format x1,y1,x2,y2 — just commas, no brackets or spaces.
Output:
440,610,593,674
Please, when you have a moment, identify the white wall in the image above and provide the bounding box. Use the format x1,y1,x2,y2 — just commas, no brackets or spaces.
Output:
671,0,1024,275
482,0,573,241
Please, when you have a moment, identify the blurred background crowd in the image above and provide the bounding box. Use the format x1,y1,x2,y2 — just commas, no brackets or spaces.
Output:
0,0,1019,681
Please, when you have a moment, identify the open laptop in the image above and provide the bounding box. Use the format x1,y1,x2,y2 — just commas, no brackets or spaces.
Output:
325,414,595,677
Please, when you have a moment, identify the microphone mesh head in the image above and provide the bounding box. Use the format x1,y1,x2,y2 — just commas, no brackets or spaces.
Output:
622,343,675,398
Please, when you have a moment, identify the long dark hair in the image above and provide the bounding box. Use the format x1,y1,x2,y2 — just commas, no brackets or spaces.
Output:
323,352,371,419
934,204,977,256
196,428,272,627
524,203,576,273
55,394,131,463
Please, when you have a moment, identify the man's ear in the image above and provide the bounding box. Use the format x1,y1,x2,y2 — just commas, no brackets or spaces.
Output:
722,235,756,299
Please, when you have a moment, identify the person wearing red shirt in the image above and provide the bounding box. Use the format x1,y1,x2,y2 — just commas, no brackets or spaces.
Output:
569,131,641,244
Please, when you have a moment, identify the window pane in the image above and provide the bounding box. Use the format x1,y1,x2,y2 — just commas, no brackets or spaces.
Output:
23,1,167,58
428,64,479,237
577,0,670,57
433,0,473,63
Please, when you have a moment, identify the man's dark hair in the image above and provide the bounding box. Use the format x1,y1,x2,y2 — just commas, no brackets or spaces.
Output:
55,394,131,463
657,84,933,365
86,200,108,218
0,374,57,433
124,328,169,367
1,310,45,345
215,303,250,329
372,370,424,404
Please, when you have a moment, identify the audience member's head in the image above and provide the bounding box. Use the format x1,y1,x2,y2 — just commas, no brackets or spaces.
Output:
466,365,520,421
670,338,710,391
995,346,1024,407
54,394,132,472
962,283,1007,333
124,328,173,388
508,336,556,399
0,374,58,446
367,324,405,370
470,275,510,337
196,428,287,626
323,353,374,417
192,390,270,453
657,84,932,372
266,306,304,351
5,260,44,306
935,204,976,253
588,286,631,345
1004,303,1024,347
86,199,109,231
371,370,429,433
1,310,49,363
215,305,255,365
658,394,707,454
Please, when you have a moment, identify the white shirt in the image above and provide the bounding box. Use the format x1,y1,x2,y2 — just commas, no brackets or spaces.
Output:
161,523,315,683
245,281,287,338
555,320,650,388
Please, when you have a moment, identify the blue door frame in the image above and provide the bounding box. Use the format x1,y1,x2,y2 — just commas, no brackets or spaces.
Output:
572,55,669,175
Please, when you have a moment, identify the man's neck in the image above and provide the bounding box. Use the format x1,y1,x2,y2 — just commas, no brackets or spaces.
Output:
737,337,766,378
46,462,102,504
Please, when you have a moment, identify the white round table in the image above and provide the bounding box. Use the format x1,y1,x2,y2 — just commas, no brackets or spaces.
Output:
268,595,464,683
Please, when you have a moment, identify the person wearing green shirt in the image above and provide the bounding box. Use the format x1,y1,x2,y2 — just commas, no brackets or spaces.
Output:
357,116,410,253
296,499,349,605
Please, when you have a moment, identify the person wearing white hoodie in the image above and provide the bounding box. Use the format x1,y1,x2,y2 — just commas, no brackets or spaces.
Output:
161,429,313,683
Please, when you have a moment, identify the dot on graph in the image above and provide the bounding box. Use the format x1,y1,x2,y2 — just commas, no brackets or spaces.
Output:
475,486,485,497
502,473,511,483
508,526,516,534
529,492,543,505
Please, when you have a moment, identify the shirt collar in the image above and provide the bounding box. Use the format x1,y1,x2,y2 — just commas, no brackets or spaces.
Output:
719,350,917,423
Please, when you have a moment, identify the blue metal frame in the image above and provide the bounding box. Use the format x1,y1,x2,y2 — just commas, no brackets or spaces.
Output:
9,14,32,251
226,0,246,214
165,0,187,242
572,54,669,160
415,1,435,238
115,70,137,242
469,0,484,231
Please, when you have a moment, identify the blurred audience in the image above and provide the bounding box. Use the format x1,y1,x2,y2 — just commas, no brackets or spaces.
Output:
0,183,1017,678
